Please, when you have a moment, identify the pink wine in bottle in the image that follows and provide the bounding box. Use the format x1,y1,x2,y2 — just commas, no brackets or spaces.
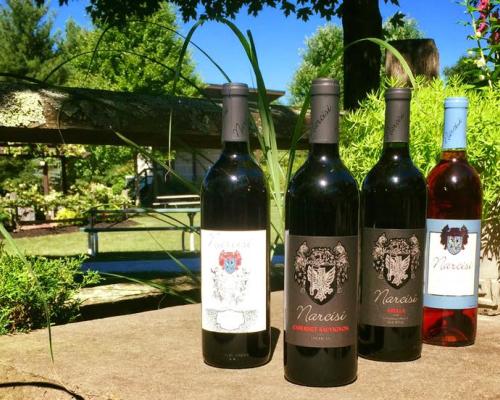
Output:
423,97,482,346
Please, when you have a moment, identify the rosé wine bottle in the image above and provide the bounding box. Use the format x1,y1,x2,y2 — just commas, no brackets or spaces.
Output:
423,97,482,347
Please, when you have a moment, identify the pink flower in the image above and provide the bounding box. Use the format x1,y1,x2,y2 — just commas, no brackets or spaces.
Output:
477,21,488,33
478,0,490,12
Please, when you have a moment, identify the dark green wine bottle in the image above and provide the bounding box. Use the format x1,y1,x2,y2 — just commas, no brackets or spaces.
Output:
358,88,427,362
284,78,359,386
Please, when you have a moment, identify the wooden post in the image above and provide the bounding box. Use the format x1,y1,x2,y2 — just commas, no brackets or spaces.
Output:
385,39,440,84
191,151,196,182
41,160,49,195
60,156,68,194
134,151,140,206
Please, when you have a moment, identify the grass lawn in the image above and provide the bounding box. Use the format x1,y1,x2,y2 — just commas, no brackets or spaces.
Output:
9,207,283,258
10,214,200,257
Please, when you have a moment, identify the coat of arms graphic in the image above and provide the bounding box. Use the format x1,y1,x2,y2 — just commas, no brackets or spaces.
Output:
372,233,420,289
294,241,349,305
212,250,248,305
440,225,469,255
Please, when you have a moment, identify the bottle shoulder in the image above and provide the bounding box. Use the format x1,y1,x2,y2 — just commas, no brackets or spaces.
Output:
362,157,426,193
426,158,482,218
289,159,358,190
287,158,359,204
427,158,481,190
202,153,267,195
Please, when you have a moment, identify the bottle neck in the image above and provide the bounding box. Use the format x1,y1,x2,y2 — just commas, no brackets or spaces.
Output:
309,93,339,144
381,141,410,158
384,98,410,143
222,94,249,143
442,106,467,151
441,149,467,161
309,143,340,159
222,141,250,154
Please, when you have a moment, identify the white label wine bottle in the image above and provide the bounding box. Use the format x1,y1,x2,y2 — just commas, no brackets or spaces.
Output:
201,82,270,368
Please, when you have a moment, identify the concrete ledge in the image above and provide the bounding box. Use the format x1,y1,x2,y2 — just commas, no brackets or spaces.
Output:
0,291,499,400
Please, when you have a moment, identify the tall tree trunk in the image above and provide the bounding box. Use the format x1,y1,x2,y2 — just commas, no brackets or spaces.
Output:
385,39,440,84
342,0,382,110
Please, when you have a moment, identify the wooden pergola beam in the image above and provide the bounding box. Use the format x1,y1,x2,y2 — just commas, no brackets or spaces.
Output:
0,82,307,149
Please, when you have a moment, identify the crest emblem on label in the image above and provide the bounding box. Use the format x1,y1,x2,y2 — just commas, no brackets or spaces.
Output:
293,241,349,305
372,233,420,289
212,249,248,306
440,225,468,255
219,250,241,274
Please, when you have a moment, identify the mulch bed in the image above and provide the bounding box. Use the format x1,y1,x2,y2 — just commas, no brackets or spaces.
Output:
11,219,139,239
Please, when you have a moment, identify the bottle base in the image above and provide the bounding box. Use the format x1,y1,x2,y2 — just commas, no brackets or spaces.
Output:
358,352,420,362
203,355,270,369
202,329,271,369
423,307,477,347
284,343,357,387
423,338,475,347
358,324,422,362
284,373,357,388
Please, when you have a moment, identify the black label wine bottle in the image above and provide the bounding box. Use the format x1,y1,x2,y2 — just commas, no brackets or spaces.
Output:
284,78,359,386
201,82,271,368
423,97,482,346
358,88,427,362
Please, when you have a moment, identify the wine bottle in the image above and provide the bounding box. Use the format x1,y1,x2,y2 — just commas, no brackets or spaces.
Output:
358,88,427,362
201,82,271,368
284,78,359,386
423,97,482,347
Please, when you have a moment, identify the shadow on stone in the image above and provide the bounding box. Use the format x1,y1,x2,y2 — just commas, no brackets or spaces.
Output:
0,381,84,399
269,326,281,362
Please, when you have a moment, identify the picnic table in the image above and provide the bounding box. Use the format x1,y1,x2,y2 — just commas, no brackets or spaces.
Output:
81,203,200,256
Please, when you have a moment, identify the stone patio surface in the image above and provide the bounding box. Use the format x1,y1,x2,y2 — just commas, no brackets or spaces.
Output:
1,291,499,400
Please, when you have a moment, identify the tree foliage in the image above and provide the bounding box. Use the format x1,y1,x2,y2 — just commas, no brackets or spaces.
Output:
381,12,423,41
289,24,343,106
289,14,423,106
443,55,484,84
0,0,66,83
36,0,360,25
0,2,203,202
61,3,202,96
58,3,203,193
31,0,399,109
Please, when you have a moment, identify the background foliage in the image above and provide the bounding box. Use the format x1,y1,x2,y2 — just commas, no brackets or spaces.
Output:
62,3,202,95
0,1,203,213
0,246,100,334
0,182,132,226
0,0,66,84
340,77,500,224
289,14,423,106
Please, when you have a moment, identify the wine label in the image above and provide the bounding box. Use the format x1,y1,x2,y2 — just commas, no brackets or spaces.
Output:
424,219,481,309
201,229,267,333
359,228,426,327
285,233,358,348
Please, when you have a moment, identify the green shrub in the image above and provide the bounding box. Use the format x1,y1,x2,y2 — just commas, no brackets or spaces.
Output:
0,251,100,334
54,207,81,225
0,182,132,225
340,78,500,226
